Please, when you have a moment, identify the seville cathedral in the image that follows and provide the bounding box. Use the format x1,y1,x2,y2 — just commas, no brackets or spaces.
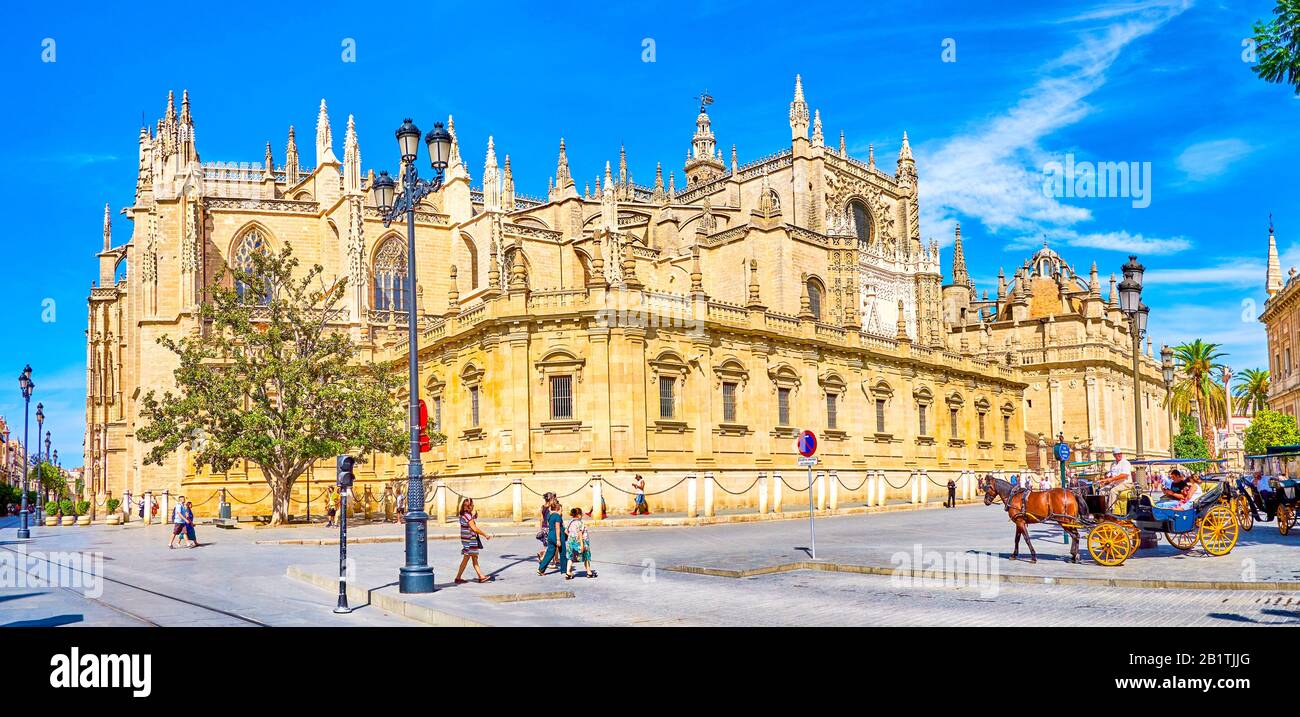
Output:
85,78,1173,517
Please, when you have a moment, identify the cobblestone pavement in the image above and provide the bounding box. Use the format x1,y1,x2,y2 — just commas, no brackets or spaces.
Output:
4,505,1298,626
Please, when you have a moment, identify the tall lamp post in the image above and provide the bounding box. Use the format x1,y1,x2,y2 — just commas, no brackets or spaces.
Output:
1161,345,1175,457
17,366,34,539
45,432,52,508
34,403,44,522
371,117,452,594
1117,255,1148,479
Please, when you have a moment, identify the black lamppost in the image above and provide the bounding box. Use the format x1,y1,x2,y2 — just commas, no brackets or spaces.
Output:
1161,345,1175,456
17,366,34,539
45,431,52,506
371,117,452,594
35,404,45,521
1118,256,1148,473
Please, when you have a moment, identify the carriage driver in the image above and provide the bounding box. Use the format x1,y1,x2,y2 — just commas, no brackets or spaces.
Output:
1100,447,1134,513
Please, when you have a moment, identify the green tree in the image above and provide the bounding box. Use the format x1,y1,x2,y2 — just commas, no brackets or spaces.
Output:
28,461,67,498
1232,368,1270,415
1172,414,1210,473
137,243,412,525
1243,408,1300,456
1171,340,1228,457
1251,0,1300,94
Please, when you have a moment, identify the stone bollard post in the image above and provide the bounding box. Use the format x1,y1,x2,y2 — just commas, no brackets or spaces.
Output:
703,471,715,518
920,469,930,504
909,471,920,504
434,479,447,526
591,476,604,523
828,471,839,511
512,479,523,523
772,472,783,514
144,491,154,525
686,473,698,518
867,472,878,507
161,491,171,526
757,472,769,515
815,472,827,511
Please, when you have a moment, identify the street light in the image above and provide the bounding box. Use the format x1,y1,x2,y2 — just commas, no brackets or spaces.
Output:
16,366,33,539
45,431,52,508
1162,345,1175,456
1119,255,1148,501
35,404,44,522
371,117,451,594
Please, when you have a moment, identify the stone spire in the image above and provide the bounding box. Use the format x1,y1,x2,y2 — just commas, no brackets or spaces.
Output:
487,239,501,292
618,144,628,188
551,138,575,200
588,234,606,288
789,74,809,140
445,115,470,183
509,249,528,293
868,143,875,167
754,169,779,220
263,142,274,179
1108,273,1119,307
997,267,1007,301
1088,261,1100,297
502,155,514,211
285,126,300,185
343,114,362,194
690,244,705,299
747,259,764,309
1267,214,1283,297
102,203,111,252
601,162,617,233
838,130,846,156
446,265,460,316
811,109,823,147
896,132,916,185
686,102,724,184
667,171,676,198
315,99,338,166
482,136,501,212
730,144,738,175
951,222,971,292
895,300,911,343
799,273,814,319
652,162,665,202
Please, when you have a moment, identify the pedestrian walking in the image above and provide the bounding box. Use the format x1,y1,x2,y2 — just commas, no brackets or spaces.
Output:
168,495,189,549
454,498,494,584
945,478,956,508
564,507,597,579
183,500,198,547
537,496,567,576
536,491,556,563
325,486,339,528
630,474,649,515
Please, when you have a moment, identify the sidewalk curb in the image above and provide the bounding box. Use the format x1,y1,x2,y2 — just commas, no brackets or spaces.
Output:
664,561,1300,592
284,566,487,627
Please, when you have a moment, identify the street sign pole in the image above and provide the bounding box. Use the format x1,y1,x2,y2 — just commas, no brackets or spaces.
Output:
796,430,819,560
1055,437,1070,545
806,462,816,560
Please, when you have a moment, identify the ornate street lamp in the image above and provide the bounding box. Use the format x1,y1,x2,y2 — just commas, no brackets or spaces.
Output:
1117,256,1147,469
16,365,33,539
371,117,452,594
35,404,44,522
1161,344,1175,456
45,430,52,507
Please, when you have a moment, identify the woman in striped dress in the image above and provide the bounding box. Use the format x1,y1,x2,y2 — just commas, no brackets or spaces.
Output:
454,498,494,584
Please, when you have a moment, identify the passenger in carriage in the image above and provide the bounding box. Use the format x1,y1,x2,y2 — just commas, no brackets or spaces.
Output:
1155,469,1196,510
1240,470,1276,519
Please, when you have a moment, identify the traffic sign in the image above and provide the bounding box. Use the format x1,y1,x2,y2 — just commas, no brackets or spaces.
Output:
797,456,818,467
1054,442,1071,462
796,430,817,457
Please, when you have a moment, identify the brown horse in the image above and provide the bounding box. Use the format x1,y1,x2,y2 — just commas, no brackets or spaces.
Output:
980,476,1086,563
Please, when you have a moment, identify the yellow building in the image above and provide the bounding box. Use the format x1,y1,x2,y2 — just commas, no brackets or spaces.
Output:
86,79,1031,518
1261,219,1300,417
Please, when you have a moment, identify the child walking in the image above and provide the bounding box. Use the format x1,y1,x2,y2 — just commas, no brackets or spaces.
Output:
564,507,597,580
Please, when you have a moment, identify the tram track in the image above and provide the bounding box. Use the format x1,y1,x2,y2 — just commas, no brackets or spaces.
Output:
0,543,269,627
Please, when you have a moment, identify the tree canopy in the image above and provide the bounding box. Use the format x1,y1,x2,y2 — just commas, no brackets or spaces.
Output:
1243,408,1300,456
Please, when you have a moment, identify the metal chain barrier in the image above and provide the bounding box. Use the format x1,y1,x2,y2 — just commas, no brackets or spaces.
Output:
835,474,870,491
442,481,515,503
602,475,688,497
708,475,761,496
881,473,912,490
927,474,950,487
779,475,810,492
519,478,592,500
226,490,273,505
189,492,218,507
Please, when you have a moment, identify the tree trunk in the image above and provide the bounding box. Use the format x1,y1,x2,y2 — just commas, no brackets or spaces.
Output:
1197,383,1217,459
268,475,292,525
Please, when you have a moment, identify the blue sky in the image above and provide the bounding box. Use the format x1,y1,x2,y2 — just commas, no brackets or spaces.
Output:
3,0,1295,466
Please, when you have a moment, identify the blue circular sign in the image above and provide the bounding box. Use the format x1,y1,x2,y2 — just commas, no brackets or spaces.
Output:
1054,442,1071,462
797,430,817,457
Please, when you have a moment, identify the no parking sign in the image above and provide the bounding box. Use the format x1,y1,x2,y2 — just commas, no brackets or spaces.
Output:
796,430,817,458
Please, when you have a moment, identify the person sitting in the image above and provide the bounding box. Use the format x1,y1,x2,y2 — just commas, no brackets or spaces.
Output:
1155,471,1196,511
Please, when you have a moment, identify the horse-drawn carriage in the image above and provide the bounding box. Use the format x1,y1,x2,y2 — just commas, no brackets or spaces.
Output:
980,459,1240,567
1243,447,1300,536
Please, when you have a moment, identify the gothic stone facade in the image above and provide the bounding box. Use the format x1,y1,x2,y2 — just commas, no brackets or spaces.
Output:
1261,221,1300,417
87,79,1030,517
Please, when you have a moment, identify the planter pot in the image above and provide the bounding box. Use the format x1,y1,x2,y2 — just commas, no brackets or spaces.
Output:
76,515,91,526
60,516,76,526
44,517,59,527
107,515,122,526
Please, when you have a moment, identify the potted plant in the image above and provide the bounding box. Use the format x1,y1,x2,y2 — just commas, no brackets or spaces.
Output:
106,498,122,525
44,501,60,527
59,499,76,526
75,500,92,526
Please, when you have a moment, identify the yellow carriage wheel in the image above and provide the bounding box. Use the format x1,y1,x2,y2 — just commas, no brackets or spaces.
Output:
1165,529,1197,551
1279,504,1293,536
1122,522,1140,554
1198,504,1239,557
1235,495,1253,532
1087,522,1129,567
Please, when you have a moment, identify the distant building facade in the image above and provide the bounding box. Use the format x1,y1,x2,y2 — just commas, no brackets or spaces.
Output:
1261,219,1300,418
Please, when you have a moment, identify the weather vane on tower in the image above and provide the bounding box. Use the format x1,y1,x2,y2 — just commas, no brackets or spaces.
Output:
696,90,714,113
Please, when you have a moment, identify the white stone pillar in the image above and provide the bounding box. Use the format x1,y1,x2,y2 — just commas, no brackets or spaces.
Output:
772,472,783,514
512,478,523,523
909,470,920,504
757,472,769,515
920,469,930,504
686,473,698,518
828,471,839,511
815,471,827,511
434,479,447,526
143,491,154,525
703,471,715,518
591,476,604,522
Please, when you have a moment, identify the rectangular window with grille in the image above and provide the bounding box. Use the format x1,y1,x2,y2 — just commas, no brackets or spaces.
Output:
778,387,791,426
550,375,573,420
826,393,838,429
659,376,675,419
1004,414,1011,440
876,399,886,433
918,404,928,436
978,412,986,440
470,386,480,427
432,397,442,431
950,408,959,438
722,381,737,423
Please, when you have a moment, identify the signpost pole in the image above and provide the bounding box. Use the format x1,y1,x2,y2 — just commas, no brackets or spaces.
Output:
796,430,819,560
807,463,816,560
1055,436,1070,545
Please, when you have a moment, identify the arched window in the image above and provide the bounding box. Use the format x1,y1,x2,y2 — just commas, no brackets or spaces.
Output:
233,229,270,304
372,238,409,312
807,277,824,320
113,258,127,284
849,199,872,247
461,234,480,289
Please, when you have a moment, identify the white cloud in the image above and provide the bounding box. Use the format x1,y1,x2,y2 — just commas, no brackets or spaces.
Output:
918,0,1192,251
1153,301,1268,371
1174,138,1254,182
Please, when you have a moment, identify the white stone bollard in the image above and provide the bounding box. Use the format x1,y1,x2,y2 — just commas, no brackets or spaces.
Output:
687,473,698,518
434,480,447,525
910,471,920,504
703,471,715,518
161,491,171,526
920,469,930,504
512,479,523,523
772,472,783,514
815,471,827,511
591,476,604,522
758,472,769,515
829,471,839,511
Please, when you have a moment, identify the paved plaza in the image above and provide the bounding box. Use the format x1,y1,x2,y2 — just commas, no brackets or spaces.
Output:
3,504,1299,627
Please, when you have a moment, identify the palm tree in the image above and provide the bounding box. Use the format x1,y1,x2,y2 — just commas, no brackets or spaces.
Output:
1232,368,1271,415
1252,0,1300,94
1170,340,1228,457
